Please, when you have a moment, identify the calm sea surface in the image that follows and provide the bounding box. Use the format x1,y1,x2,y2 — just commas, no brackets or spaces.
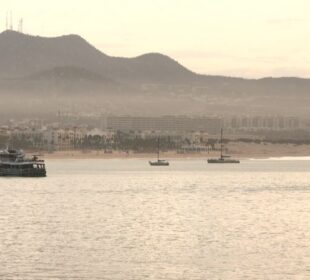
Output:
0,159,309,280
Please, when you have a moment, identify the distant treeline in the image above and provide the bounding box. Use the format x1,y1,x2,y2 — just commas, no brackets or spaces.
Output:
5,130,310,152
0,135,9,147
9,132,189,152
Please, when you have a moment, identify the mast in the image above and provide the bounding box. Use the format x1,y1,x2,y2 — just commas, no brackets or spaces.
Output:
157,137,160,161
220,128,223,158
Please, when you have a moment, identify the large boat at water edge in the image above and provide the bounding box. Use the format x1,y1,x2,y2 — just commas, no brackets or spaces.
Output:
0,149,46,177
208,129,240,164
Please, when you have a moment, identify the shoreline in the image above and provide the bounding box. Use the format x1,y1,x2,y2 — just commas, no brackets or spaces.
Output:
25,142,310,160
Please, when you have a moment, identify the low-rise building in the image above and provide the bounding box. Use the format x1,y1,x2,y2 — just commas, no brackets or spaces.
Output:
107,115,222,134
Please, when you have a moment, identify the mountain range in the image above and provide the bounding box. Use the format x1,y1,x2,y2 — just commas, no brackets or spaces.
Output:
0,30,198,85
0,30,309,117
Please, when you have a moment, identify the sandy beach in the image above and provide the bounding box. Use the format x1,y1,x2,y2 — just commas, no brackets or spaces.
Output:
26,142,310,160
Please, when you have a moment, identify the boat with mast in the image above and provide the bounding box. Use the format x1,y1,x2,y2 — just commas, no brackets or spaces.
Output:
207,129,240,164
149,137,169,166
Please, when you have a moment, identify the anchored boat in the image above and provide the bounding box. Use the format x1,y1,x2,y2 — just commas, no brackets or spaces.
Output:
149,137,169,166
208,129,240,164
0,149,46,177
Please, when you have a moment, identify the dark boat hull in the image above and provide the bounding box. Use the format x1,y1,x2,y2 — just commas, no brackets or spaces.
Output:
149,161,169,166
0,167,46,177
207,158,240,164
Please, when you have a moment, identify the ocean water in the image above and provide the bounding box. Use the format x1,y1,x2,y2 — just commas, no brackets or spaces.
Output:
0,159,309,280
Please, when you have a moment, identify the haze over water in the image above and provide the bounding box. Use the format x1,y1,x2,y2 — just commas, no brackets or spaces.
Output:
0,159,309,279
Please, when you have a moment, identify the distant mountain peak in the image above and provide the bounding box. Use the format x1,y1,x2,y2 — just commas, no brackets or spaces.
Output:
0,30,101,53
135,52,187,68
0,31,196,83
136,52,172,59
0,29,26,37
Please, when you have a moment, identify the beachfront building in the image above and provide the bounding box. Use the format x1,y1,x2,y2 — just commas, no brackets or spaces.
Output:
43,128,86,151
228,116,300,131
106,115,222,134
10,128,45,149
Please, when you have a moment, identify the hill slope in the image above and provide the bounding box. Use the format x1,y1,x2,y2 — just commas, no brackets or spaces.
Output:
0,30,196,84
0,30,310,118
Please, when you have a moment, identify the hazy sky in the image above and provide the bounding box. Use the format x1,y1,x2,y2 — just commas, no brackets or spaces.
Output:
1,0,310,78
